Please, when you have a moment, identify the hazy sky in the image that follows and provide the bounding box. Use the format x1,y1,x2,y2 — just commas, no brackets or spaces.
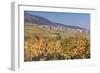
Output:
25,11,90,30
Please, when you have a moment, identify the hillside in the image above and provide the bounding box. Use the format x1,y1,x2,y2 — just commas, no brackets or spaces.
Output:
24,12,88,32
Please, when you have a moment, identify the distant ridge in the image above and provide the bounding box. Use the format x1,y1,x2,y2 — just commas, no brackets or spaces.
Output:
24,12,88,32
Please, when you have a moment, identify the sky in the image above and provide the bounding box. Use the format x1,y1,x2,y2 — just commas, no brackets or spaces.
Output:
25,11,90,30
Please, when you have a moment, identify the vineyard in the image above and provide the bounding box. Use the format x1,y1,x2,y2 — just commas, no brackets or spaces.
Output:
24,25,90,61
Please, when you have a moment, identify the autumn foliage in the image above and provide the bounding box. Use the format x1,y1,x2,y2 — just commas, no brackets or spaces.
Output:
24,35,90,61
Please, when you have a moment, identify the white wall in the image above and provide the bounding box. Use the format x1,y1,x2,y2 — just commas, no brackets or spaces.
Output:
0,0,100,73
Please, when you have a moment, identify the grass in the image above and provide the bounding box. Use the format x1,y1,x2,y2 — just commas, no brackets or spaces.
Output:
24,24,90,61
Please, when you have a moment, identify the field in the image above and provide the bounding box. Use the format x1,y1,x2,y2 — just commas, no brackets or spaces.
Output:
24,24,90,62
